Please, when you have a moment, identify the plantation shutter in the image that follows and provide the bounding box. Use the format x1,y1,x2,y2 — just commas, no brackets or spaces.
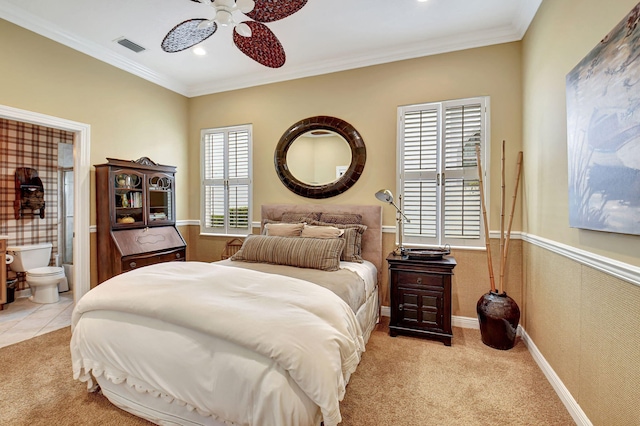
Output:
202,125,252,235
401,107,439,245
398,97,487,248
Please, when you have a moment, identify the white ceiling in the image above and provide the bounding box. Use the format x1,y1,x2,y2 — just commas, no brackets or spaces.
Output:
0,0,541,98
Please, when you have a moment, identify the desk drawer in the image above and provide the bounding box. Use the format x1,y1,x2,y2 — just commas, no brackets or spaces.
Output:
122,248,185,272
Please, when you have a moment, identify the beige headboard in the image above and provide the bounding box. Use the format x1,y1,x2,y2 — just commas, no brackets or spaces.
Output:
261,204,383,283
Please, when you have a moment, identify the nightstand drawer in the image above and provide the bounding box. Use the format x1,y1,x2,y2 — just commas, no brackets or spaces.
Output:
395,270,444,288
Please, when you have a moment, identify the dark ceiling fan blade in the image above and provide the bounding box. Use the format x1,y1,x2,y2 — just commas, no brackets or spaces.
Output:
233,21,286,68
245,0,307,23
161,19,217,53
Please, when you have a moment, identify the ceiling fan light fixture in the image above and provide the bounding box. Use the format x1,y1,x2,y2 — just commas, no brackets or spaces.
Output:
235,22,252,37
215,9,234,26
197,19,215,30
236,0,255,14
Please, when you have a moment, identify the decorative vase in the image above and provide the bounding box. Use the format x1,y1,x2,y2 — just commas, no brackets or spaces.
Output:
476,291,521,350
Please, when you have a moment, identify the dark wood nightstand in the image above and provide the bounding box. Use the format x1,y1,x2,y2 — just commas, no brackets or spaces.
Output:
387,253,456,346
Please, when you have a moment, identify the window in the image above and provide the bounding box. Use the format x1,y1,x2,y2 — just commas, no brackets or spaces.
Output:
397,97,489,248
201,124,252,235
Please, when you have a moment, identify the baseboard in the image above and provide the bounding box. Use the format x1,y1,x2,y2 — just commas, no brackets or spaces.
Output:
381,311,481,330
380,309,591,425
519,327,592,426
381,305,390,317
452,315,479,329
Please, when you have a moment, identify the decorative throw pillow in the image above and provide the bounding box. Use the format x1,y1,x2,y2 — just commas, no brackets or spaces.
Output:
263,222,304,237
301,224,344,238
231,235,345,271
308,220,367,262
281,212,321,223
318,212,363,225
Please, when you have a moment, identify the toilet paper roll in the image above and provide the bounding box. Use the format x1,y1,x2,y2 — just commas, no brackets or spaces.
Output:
5,253,14,265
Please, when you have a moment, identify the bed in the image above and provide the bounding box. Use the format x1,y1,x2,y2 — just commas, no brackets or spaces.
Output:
71,204,382,426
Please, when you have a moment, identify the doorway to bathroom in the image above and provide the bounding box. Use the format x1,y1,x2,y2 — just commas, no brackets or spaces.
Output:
0,104,91,306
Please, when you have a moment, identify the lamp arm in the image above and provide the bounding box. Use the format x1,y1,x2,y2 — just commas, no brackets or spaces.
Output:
390,201,410,223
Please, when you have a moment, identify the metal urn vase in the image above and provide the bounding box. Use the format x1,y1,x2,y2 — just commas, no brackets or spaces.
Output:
476,291,521,350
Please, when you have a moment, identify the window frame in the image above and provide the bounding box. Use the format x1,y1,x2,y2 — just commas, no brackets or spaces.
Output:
396,97,490,249
200,124,253,236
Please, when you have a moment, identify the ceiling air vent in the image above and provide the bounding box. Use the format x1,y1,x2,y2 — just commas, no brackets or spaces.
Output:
115,37,146,53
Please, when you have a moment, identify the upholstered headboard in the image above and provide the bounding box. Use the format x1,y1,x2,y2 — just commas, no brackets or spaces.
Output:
261,204,383,283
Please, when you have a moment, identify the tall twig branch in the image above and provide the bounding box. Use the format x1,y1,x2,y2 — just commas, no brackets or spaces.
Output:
476,145,495,292
501,151,523,292
499,141,506,293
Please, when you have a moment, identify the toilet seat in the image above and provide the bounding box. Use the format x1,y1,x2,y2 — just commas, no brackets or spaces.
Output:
27,266,65,277
26,266,66,304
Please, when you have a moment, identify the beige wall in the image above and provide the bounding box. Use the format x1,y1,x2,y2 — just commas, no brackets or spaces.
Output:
522,0,640,424
189,42,524,307
189,43,524,228
522,0,640,267
0,19,190,226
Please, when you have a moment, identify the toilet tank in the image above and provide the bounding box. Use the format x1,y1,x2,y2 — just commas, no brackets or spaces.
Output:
6,243,52,272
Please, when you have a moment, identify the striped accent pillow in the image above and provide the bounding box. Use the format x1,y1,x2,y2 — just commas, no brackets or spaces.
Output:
308,220,367,263
231,235,345,271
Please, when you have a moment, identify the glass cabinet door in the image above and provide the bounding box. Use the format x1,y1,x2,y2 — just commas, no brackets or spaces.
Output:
147,173,174,224
112,170,144,227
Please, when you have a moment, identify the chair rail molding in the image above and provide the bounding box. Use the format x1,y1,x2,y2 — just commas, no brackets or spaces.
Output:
522,232,640,288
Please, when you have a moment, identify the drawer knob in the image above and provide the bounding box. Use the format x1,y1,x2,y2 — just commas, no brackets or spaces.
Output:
399,303,403,311
417,277,422,284
130,261,137,268
175,253,181,259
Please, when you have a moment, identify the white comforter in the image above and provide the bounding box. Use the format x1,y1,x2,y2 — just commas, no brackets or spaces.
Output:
71,261,365,426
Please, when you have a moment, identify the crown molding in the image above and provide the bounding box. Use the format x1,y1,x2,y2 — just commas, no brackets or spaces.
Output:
185,24,526,97
0,2,189,96
0,1,541,98
512,0,543,38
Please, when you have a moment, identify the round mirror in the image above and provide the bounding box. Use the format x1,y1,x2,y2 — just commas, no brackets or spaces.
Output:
275,116,366,199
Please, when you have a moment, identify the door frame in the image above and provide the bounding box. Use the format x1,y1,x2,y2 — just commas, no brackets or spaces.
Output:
0,104,91,305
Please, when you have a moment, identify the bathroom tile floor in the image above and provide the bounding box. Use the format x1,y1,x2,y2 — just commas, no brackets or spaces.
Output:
0,292,73,349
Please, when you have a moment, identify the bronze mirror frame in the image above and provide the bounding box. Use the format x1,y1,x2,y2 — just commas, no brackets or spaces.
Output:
274,116,366,199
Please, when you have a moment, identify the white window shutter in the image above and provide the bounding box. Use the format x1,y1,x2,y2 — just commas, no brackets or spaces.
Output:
400,108,440,245
227,130,250,232
201,125,252,234
442,103,482,244
398,97,487,248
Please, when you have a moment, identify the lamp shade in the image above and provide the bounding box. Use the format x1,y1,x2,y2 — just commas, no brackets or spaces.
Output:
375,189,394,204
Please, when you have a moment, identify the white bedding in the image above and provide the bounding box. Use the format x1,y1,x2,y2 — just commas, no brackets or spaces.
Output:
339,260,377,299
71,261,368,426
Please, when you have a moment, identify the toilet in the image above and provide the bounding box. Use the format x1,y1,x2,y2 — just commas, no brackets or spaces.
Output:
6,243,67,304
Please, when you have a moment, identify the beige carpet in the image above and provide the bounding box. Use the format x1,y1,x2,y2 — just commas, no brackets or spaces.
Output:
0,319,575,425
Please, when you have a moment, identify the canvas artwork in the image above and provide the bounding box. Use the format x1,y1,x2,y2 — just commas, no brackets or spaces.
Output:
566,3,640,235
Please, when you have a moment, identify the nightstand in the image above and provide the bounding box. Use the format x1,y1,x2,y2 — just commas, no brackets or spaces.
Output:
387,253,456,346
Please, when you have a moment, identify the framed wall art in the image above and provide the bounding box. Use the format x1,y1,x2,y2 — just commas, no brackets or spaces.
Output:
566,3,640,235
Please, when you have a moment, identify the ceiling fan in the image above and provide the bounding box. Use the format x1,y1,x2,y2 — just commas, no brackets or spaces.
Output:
161,0,307,68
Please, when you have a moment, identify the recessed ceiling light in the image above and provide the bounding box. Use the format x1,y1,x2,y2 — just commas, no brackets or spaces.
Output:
193,46,207,56
418,0,428,2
